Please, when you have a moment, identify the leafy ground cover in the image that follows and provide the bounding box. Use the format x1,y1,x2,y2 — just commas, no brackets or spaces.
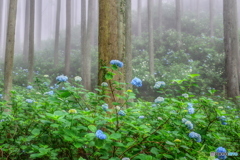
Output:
0,63,239,160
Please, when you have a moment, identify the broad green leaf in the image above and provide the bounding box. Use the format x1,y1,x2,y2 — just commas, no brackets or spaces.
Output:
166,141,175,146
110,133,121,140
31,128,40,136
88,125,97,132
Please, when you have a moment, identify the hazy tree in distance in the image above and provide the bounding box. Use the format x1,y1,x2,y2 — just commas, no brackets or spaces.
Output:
209,0,214,37
0,0,4,57
36,0,42,50
125,0,132,88
80,0,87,82
223,0,239,98
137,0,142,36
28,0,35,84
23,0,30,61
148,0,154,76
54,0,61,66
158,0,163,31
3,0,18,104
64,0,71,75
82,0,96,90
175,0,182,48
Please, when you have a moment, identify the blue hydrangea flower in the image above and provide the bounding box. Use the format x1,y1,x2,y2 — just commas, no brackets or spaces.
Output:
182,118,188,123
139,116,145,119
0,94,2,98
131,77,142,87
154,97,164,103
185,121,193,130
110,60,124,68
96,130,107,140
26,85,33,90
187,103,193,108
118,110,126,116
102,103,108,111
26,99,34,103
56,75,68,82
188,107,195,114
43,82,49,86
218,116,227,125
189,132,201,142
50,86,54,90
153,81,166,89
152,104,157,107
216,147,227,159
101,82,108,87
54,84,59,89
45,91,54,95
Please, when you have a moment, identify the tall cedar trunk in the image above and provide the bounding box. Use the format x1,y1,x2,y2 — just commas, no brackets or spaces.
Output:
36,0,42,50
137,0,142,36
64,0,71,75
3,0,10,60
0,0,4,56
28,0,35,84
148,0,154,76
175,0,181,48
98,0,125,108
209,0,214,37
223,0,239,98
125,0,132,88
3,0,18,103
23,0,30,61
158,0,163,31
54,0,61,66
82,0,95,90
91,0,97,46
15,1,22,53
81,0,87,78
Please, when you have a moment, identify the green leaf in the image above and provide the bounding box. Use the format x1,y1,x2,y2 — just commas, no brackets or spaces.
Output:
188,74,200,78
150,147,159,156
31,129,40,136
166,141,175,146
105,72,115,80
163,154,174,158
57,90,72,98
88,125,97,132
110,133,121,140
85,133,95,141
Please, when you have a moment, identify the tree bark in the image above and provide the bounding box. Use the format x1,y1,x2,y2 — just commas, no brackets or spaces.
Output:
64,0,71,75
36,0,42,50
54,0,61,66
4,0,18,103
81,0,87,78
223,0,239,98
137,0,142,36
148,0,154,76
23,0,30,61
125,0,132,88
28,0,35,84
0,0,4,57
98,0,125,108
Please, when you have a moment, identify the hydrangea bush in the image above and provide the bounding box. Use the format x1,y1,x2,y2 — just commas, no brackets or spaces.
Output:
0,62,239,160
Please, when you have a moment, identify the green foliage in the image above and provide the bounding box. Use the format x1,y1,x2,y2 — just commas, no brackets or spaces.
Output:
0,70,239,160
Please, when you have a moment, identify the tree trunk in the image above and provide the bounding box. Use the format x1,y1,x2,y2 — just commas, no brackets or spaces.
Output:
98,0,125,108
125,0,132,88
82,0,95,90
81,0,87,79
137,0,142,36
148,0,154,76
64,0,71,75
175,0,182,48
36,0,42,50
54,0,61,66
0,0,4,57
23,0,30,61
223,0,239,98
3,0,18,104
28,0,35,84
209,0,214,37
